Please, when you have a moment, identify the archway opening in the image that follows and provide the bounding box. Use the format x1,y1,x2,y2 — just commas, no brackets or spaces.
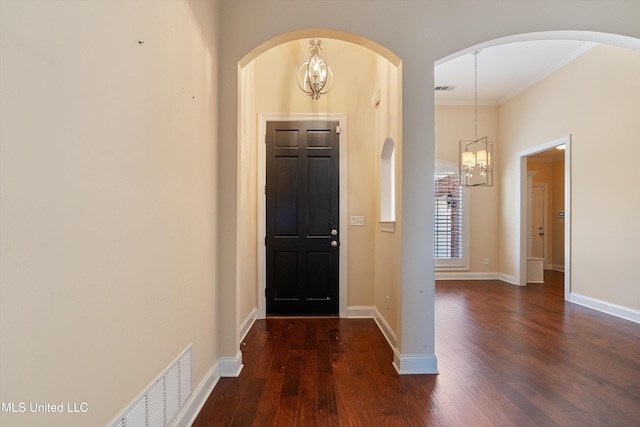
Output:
434,31,639,315
236,31,403,327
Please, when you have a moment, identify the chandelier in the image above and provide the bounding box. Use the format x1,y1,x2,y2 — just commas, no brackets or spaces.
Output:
297,39,334,100
460,51,493,186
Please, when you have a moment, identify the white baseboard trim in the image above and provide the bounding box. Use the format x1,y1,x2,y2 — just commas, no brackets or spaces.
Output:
569,293,640,324
392,348,438,375
347,306,397,349
239,308,257,343
434,271,520,286
172,360,221,427
372,306,398,350
351,306,437,374
347,305,376,318
549,264,565,272
435,271,500,280
173,311,252,426
219,350,244,377
109,345,194,427
499,273,519,285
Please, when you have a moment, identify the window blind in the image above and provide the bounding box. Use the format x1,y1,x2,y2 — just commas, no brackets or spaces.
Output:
434,172,462,259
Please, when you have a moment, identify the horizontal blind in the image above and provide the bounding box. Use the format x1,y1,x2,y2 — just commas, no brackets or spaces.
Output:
434,172,462,259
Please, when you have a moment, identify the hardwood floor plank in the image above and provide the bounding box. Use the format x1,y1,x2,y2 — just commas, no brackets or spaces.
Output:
193,273,640,426
332,352,371,426
304,318,318,351
229,379,266,427
316,319,339,426
507,380,599,426
252,320,292,426
295,348,318,427
191,379,240,427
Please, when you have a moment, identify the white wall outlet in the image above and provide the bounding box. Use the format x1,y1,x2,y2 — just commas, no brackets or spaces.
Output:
350,216,365,226
484,258,490,265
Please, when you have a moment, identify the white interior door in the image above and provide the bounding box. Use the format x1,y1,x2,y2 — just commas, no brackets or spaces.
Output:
531,185,545,259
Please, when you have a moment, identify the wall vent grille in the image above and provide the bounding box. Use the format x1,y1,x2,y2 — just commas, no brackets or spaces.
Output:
110,345,193,427
178,350,192,406
147,379,165,426
165,364,180,423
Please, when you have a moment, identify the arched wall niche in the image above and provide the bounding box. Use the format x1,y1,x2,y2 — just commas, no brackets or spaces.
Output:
380,137,396,224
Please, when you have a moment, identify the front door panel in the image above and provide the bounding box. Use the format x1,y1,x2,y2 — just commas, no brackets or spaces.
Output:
266,121,339,316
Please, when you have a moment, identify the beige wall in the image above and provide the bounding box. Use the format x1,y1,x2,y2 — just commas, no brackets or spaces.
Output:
436,106,500,274
373,57,403,334
499,44,640,310
0,1,220,426
237,60,258,331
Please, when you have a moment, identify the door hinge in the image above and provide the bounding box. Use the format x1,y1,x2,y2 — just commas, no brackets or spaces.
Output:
336,125,342,134
265,288,267,297
265,237,267,246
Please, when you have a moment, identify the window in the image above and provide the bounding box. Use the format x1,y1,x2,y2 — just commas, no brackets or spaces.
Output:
435,160,468,269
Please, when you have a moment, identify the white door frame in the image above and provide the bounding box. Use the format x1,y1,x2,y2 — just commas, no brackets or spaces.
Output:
257,113,348,319
516,134,571,299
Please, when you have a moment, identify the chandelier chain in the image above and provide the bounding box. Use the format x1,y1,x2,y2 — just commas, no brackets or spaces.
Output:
474,50,479,138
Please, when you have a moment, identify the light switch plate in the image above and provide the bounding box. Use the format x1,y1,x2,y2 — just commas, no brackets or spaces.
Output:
350,216,365,226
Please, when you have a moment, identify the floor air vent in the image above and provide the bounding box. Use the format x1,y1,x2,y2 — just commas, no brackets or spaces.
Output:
110,345,192,427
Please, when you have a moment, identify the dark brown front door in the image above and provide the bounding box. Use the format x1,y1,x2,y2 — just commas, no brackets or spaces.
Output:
266,120,339,316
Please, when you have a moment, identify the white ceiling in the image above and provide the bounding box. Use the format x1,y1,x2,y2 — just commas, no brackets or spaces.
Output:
435,40,596,106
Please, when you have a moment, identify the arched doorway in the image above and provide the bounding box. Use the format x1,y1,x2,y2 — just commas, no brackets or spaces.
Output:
235,32,402,324
434,31,640,316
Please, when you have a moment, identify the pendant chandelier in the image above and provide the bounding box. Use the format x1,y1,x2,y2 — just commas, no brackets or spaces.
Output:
460,51,493,186
297,39,334,100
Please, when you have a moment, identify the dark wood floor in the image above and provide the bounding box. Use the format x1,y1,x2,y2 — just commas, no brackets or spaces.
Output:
193,272,640,426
